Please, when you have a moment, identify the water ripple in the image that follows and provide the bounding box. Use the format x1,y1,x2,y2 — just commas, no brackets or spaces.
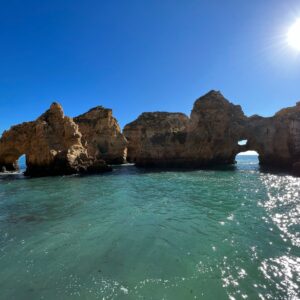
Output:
0,156,299,299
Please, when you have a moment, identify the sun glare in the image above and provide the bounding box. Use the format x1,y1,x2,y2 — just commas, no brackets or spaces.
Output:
287,19,300,51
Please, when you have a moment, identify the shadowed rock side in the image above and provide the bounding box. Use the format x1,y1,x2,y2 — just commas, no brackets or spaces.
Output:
124,90,300,175
0,103,111,176
124,112,189,166
74,107,127,164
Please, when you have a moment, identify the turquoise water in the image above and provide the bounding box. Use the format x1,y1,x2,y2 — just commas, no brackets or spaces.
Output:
0,156,299,300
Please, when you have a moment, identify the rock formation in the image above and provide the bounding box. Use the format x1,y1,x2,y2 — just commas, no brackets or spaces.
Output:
123,91,248,167
74,106,127,164
244,103,300,174
0,103,111,176
124,90,300,175
1,90,300,177
124,112,189,166
185,91,247,166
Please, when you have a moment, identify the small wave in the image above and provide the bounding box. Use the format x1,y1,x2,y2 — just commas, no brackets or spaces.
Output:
112,163,135,167
0,171,22,176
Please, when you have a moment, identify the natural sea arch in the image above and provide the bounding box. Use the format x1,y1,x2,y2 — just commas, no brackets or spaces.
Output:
234,150,260,174
0,149,26,172
234,139,261,165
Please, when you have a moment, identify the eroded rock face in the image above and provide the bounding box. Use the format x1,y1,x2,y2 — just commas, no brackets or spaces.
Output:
124,90,300,174
1,91,300,177
0,103,111,176
186,91,247,166
244,103,300,173
74,107,127,164
124,112,189,166
124,91,248,167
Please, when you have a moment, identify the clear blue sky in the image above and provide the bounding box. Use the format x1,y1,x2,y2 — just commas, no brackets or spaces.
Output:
1,0,300,133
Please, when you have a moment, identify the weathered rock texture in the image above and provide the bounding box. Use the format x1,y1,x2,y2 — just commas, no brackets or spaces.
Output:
0,103,111,176
1,90,300,177
186,91,247,166
124,112,189,166
74,107,127,164
124,90,300,175
245,103,300,174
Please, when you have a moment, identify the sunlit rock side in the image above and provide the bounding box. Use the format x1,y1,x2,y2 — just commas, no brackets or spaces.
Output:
186,90,247,166
1,91,300,177
124,90,300,174
245,102,300,174
124,91,248,167
74,106,128,164
0,103,111,176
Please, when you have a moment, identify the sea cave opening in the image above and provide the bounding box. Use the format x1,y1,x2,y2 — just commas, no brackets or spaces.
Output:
235,150,259,169
238,139,248,146
0,152,27,173
17,154,26,172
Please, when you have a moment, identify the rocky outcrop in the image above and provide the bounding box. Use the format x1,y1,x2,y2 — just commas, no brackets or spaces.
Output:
185,91,247,166
1,90,300,177
124,112,189,166
124,91,248,167
244,103,300,174
74,107,127,164
124,90,300,174
0,103,111,176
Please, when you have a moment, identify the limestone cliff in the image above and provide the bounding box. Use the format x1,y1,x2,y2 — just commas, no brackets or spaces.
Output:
124,90,300,175
124,91,248,167
244,102,300,173
74,106,127,164
1,91,300,177
186,90,247,165
124,112,189,166
0,103,111,176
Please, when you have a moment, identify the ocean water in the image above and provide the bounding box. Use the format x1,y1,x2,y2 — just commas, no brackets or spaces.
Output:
0,155,299,300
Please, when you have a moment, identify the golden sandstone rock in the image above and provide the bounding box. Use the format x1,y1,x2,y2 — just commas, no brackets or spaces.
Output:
74,106,127,164
124,90,300,175
0,103,111,176
1,91,300,176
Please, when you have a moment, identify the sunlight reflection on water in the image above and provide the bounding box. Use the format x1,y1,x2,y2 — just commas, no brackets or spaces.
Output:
261,174,300,247
0,156,299,299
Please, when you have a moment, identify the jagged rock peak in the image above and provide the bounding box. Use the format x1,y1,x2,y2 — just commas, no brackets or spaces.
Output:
50,101,63,110
48,102,64,115
123,90,300,175
1,90,300,176
74,106,127,164
75,106,113,119
193,90,243,112
194,90,226,103
0,102,112,176
38,102,65,122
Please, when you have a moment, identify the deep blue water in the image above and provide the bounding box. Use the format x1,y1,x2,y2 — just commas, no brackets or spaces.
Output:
0,155,299,299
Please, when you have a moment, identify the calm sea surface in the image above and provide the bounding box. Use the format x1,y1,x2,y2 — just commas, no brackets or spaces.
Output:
0,155,299,300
